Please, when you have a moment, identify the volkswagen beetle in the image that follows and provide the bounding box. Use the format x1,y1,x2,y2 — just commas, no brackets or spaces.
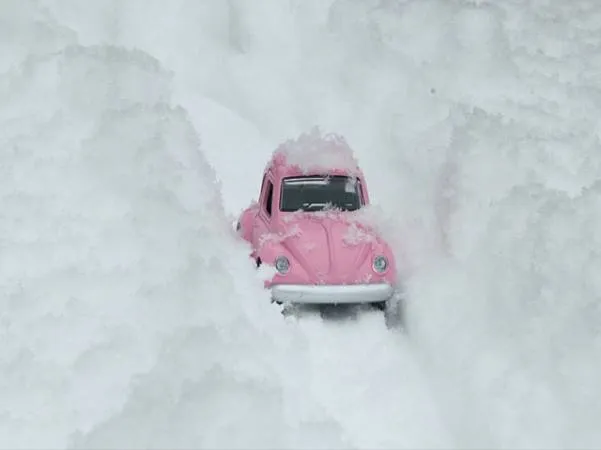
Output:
236,131,403,327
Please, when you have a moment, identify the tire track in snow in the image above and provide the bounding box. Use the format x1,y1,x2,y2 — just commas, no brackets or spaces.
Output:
291,307,453,449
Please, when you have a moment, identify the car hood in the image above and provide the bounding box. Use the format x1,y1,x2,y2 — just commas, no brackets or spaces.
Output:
269,212,387,283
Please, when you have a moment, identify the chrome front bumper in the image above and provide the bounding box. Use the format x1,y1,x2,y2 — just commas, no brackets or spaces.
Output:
271,283,395,305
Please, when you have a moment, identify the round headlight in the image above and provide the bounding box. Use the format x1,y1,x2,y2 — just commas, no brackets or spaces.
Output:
275,256,290,274
373,255,388,273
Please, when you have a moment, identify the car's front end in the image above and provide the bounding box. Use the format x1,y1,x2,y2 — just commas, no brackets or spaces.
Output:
259,211,398,307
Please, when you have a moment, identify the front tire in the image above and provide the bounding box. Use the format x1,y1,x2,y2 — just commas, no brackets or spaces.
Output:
370,301,386,311
384,291,405,331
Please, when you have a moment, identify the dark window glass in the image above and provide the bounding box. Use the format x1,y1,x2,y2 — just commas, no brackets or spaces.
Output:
280,175,362,212
264,181,273,216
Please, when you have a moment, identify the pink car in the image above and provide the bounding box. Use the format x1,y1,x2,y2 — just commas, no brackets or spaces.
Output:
236,131,403,327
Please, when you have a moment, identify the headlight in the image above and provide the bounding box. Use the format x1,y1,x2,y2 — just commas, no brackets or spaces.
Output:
372,255,388,273
275,256,290,274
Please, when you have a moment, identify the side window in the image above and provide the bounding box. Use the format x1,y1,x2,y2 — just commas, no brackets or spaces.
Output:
259,174,266,198
358,180,365,205
264,180,274,216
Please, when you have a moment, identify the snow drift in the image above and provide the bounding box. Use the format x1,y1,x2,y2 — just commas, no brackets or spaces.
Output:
0,17,344,450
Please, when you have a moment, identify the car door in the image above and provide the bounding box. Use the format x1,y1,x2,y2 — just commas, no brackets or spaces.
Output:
252,172,275,252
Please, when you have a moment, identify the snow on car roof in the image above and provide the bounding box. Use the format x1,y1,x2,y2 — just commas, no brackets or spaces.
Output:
271,128,362,176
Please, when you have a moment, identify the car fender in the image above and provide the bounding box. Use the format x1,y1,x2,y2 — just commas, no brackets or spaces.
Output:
254,235,287,266
236,202,258,244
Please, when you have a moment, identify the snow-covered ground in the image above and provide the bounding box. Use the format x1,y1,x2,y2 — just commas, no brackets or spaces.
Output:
2,0,601,448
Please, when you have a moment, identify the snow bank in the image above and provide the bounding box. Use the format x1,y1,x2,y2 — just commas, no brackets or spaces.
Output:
0,10,346,449
357,1,601,447
412,109,601,448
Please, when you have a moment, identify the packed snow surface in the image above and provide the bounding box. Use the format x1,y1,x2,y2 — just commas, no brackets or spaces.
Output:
2,0,601,449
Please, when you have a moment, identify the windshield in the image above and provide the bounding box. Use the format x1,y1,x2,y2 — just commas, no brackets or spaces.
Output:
280,175,362,212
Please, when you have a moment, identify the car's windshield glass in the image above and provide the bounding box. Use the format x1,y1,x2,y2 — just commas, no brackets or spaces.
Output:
280,175,362,212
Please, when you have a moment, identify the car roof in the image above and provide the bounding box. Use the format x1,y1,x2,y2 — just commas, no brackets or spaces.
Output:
265,130,365,180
